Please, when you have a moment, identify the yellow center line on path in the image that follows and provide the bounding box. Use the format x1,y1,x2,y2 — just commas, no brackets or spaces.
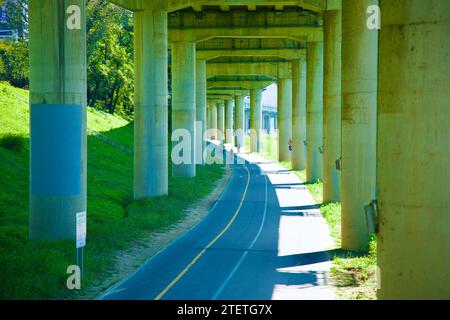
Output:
154,164,251,300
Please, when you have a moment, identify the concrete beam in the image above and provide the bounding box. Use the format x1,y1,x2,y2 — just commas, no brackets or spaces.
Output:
206,61,292,79
29,0,87,240
323,7,342,202
207,80,274,89
208,89,249,96
169,26,322,43
250,89,263,152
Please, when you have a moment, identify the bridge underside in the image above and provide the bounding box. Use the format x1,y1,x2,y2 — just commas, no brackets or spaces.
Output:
27,0,450,300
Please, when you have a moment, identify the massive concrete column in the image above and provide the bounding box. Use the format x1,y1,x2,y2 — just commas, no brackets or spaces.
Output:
225,99,234,144
306,41,324,182
277,78,293,162
250,89,262,153
172,41,196,177
323,7,342,202
341,0,378,252
29,0,87,239
196,59,206,164
377,0,450,299
211,103,218,140
234,95,245,149
292,60,307,170
134,9,168,199
217,101,225,141
206,104,211,134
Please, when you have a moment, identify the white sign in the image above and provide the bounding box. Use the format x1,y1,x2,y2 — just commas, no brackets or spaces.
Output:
76,211,86,248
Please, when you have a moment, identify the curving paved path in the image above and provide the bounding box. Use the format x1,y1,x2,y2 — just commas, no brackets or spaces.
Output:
99,150,335,300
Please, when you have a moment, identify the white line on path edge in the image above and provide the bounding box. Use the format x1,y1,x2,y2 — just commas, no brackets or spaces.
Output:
212,164,269,300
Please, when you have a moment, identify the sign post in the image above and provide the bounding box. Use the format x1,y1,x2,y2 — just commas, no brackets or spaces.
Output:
76,211,86,280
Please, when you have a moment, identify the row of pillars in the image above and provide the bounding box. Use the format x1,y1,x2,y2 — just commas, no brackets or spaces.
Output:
28,0,449,298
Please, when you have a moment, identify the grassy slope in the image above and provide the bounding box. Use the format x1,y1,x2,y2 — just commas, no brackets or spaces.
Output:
0,83,225,299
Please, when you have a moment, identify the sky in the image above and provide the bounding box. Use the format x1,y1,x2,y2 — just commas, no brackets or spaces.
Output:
262,84,277,108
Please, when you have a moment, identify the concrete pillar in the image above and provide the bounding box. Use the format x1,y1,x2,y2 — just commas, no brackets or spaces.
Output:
217,101,225,141
306,41,324,182
172,41,196,177
29,0,87,239
269,117,275,134
292,60,307,170
225,99,234,144
250,89,262,153
323,7,342,202
234,95,245,149
133,9,168,199
211,103,218,140
278,78,293,162
377,0,450,299
196,59,206,164
341,0,378,252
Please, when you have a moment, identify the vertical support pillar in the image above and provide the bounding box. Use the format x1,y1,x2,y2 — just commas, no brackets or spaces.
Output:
234,95,245,149
341,0,378,251
217,101,225,141
172,41,196,177
225,99,234,144
211,103,218,140
306,41,324,183
323,6,342,202
377,0,450,299
292,60,307,170
250,89,262,153
196,59,206,164
278,78,293,162
133,8,168,199
29,0,87,239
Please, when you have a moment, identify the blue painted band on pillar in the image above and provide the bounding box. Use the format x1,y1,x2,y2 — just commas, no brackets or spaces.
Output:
31,104,82,196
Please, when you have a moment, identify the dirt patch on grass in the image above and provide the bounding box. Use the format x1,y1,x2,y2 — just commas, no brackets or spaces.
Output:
77,165,232,300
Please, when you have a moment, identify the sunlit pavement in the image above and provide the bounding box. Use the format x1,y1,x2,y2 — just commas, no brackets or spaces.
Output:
99,146,335,300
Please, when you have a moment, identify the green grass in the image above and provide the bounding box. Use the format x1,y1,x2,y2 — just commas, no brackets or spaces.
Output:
0,82,225,299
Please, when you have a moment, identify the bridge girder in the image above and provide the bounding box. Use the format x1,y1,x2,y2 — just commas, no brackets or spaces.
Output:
197,48,305,60
208,89,250,96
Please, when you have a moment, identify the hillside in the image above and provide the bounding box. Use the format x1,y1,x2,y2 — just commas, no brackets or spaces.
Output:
0,82,225,299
